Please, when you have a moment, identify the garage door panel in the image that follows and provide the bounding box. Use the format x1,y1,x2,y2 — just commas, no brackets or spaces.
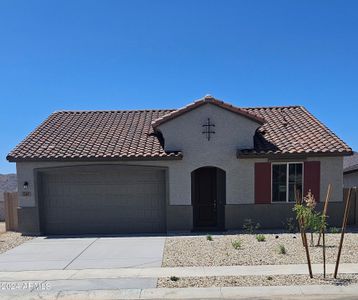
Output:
40,166,166,234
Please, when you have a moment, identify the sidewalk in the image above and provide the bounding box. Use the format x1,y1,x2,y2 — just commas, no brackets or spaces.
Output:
2,284,358,300
1,263,358,299
0,263,357,281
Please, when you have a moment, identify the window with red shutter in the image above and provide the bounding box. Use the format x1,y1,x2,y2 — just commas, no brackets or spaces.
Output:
304,161,321,202
271,162,303,203
254,162,271,204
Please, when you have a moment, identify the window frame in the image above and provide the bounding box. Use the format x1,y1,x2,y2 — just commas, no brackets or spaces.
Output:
271,162,304,203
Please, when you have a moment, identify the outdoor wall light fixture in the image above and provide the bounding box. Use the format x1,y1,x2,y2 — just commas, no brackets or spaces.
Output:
23,181,29,190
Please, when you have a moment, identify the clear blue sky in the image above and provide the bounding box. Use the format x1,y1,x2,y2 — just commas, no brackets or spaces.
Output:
1,0,357,174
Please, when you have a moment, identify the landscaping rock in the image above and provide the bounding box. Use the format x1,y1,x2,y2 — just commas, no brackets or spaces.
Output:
162,233,358,267
157,274,358,288
0,232,33,254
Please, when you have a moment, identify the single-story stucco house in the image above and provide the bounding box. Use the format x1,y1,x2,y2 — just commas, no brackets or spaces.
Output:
7,96,354,235
344,152,358,188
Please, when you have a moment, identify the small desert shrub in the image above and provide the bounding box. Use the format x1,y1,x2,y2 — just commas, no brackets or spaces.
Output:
242,219,261,234
278,244,287,254
267,276,273,281
329,227,340,234
206,235,213,241
256,234,266,242
293,190,327,246
170,276,180,282
232,240,242,250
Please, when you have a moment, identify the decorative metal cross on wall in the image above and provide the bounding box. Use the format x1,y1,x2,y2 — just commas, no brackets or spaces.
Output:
202,118,215,141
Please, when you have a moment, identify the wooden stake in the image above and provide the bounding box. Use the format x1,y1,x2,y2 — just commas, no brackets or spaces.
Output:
317,184,332,246
321,185,332,278
334,187,353,278
322,228,326,278
302,220,313,278
295,188,313,278
295,189,306,248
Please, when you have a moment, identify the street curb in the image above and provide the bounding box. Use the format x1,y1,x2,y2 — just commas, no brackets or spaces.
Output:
2,284,358,300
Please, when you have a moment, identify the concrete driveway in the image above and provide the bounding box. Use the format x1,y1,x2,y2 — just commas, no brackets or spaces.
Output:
0,236,166,272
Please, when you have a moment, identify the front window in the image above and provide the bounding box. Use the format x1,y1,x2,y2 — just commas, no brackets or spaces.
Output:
272,163,303,203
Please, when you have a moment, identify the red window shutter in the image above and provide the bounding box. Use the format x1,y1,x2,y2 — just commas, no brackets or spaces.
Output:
254,162,271,204
304,161,321,202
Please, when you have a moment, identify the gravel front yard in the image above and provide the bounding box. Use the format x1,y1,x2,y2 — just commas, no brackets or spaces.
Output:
157,274,358,288
0,232,33,254
162,232,358,267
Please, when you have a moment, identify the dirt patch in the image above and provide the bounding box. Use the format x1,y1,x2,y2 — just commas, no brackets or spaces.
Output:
162,233,358,267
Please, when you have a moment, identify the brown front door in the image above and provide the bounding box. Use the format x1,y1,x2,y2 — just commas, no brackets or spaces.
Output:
192,167,218,229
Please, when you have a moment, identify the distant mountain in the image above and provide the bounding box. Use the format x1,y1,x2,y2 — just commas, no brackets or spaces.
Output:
0,174,17,193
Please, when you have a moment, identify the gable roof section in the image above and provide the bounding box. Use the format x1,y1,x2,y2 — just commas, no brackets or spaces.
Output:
151,95,266,129
344,152,358,174
237,106,352,157
7,110,180,162
7,100,352,162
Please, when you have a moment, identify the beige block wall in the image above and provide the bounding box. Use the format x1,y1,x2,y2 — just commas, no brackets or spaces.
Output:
0,193,4,221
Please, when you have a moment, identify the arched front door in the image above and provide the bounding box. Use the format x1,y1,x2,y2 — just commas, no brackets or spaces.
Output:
192,167,226,231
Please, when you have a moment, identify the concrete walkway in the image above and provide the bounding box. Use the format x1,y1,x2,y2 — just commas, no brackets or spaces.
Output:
0,236,167,291
0,263,357,281
2,284,358,300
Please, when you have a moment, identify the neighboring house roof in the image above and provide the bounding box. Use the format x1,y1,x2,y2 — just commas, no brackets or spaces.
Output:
344,152,358,174
152,95,265,128
0,174,17,193
7,96,352,162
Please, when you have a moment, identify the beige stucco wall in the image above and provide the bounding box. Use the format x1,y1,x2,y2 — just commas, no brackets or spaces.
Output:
16,156,269,208
158,103,260,152
16,154,344,208
157,103,264,205
307,156,343,202
15,103,345,209
16,103,266,207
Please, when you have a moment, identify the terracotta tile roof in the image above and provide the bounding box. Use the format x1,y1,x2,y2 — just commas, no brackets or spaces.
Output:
7,98,352,162
152,95,265,128
237,106,352,157
7,110,181,162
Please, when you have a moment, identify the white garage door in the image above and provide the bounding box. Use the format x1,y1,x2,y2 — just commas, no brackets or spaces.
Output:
39,165,166,235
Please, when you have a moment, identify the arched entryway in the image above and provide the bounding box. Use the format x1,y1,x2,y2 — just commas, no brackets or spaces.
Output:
191,167,226,231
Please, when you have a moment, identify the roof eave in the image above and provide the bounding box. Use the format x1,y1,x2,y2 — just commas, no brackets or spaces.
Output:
6,154,183,163
344,169,358,175
237,150,353,159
